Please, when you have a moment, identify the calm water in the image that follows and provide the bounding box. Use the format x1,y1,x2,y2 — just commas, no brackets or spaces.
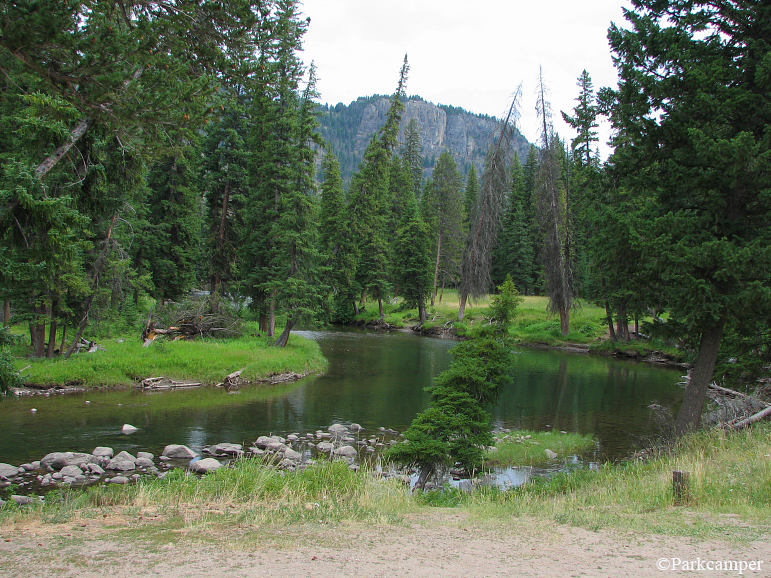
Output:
0,329,683,466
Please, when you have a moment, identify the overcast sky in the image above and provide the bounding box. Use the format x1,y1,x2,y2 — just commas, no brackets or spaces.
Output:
300,0,633,160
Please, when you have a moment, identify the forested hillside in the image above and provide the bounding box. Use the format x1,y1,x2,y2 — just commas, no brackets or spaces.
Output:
318,96,533,183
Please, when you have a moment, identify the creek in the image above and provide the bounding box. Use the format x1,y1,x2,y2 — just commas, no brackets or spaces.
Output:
0,329,683,467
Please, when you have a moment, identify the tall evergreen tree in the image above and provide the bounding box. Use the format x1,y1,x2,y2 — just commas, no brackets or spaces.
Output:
608,0,771,433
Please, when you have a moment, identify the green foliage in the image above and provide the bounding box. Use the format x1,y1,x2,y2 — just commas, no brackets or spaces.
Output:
0,327,23,393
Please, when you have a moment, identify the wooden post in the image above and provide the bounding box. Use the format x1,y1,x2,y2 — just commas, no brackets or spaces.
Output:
673,470,691,505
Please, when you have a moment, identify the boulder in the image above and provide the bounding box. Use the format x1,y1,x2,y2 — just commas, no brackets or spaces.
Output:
40,452,93,470
121,424,138,434
544,449,558,459
350,423,363,433
113,451,137,463
105,457,136,472
316,442,334,453
10,495,35,505
189,458,222,474
0,463,20,479
283,448,302,461
334,445,357,458
135,458,155,468
137,452,154,460
161,444,198,459
108,476,129,484
266,441,288,453
212,443,243,456
86,463,105,475
59,465,85,478
328,423,348,436
92,447,114,458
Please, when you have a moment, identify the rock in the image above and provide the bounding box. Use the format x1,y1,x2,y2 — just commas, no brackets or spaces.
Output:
266,442,288,453
161,444,198,459
121,424,138,434
278,459,297,470
10,495,35,505
287,434,299,442
135,458,155,468
92,447,114,458
249,448,265,456
316,442,334,453
0,463,20,479
105,457,135,472
108,476,129,484
545,449,559,459
59,465,85,478
19,463,36,472
334,445,357,457
283,448,302,461
328,423,348,436
86,463,105,475
189,458,222,474
350,423,363,433
212,443,243,456
40,452,93,470
137,451,154,460
113,451,137,463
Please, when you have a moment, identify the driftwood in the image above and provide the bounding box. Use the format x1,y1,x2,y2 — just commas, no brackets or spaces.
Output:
709,382,771,407
728,406,771,430
140,376,203,390
216,369,245,391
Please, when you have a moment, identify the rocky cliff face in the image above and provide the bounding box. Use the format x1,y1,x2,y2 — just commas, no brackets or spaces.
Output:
318,96,533,185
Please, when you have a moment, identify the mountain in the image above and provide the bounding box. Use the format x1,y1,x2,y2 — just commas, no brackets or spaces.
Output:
316,95,534,185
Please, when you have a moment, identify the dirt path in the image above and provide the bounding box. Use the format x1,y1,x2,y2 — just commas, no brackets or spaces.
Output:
2,511,769,577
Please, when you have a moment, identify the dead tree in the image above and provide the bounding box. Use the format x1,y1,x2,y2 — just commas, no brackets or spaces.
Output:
458,86,522,320
534,67,575,336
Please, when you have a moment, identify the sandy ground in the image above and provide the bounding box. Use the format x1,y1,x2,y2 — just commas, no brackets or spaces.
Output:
2,511,769,578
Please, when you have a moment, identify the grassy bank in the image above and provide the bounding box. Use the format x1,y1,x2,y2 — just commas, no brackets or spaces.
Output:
486,430,598,467
14,333,327,389
2,425,769,541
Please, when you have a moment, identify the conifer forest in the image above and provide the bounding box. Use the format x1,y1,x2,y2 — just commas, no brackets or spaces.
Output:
1,0,770,435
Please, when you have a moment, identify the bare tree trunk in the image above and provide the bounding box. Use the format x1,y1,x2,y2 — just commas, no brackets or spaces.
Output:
274,317,297,348
418,301,427,324
3,300,9,326
414,463,434,491
458,291,468,321
559,302,570,336
47,318,57,358
211,181,230,295
268,298,276,337
353,300,360,316
259,312,268,334
431,233,442,307
674,318,726,436
378,297,384,319
33,319,46,358
35,118,95,180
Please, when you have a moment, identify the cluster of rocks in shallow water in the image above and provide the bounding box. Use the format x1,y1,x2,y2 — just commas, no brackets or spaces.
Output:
0,423,406,507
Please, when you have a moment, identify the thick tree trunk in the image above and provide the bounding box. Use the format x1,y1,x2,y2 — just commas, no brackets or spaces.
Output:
274,317,297,348
418,301,427,324
33,321,46,358
559,303,570,336
378,297,384,319
458,291,468,321
674,318,726,436
259,312,268,334
353,299,360,316
414,463,434,491
605,300,616,341
211,180,230,295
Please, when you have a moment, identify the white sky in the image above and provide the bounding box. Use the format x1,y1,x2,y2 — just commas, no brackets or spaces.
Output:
300,0,633,161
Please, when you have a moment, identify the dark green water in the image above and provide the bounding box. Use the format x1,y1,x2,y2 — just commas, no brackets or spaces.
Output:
0,329,683,466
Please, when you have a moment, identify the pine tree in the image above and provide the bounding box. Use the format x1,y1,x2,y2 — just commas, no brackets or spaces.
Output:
561,70,599,167
607,0,771,433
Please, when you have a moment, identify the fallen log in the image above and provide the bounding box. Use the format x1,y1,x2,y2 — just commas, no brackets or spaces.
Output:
729,405,771,430
709,383,771,407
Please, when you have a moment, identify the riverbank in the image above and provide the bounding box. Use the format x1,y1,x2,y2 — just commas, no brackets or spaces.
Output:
1,424,769,577
354,293,686,364
11,334,326,391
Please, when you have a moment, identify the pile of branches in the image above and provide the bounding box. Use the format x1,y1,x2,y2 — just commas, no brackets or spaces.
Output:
142,295,243,345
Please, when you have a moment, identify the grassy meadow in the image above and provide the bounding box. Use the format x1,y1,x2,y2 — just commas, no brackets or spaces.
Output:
13,332,326,389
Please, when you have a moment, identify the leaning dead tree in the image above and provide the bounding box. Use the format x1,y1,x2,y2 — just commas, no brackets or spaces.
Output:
534,67,575,336
458,85,522,320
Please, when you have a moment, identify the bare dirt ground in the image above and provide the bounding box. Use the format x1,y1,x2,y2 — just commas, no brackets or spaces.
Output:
2,511,769,577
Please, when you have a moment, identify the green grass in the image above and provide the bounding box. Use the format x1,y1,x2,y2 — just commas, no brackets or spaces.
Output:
3,425,770,540
486,430,598,467
15,333,327,389
470,424,771,539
